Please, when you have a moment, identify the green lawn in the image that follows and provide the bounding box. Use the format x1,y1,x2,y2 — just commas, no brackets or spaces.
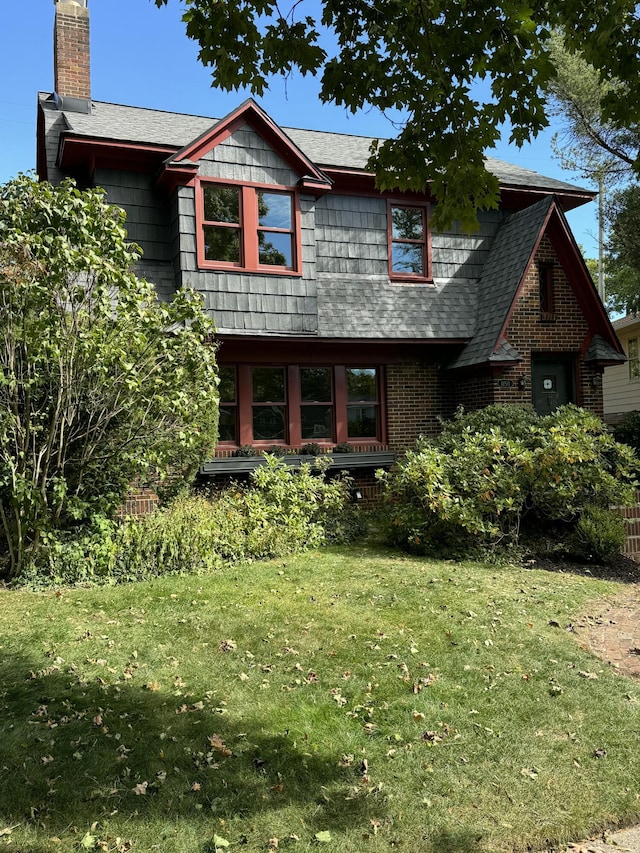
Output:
1,544,639,853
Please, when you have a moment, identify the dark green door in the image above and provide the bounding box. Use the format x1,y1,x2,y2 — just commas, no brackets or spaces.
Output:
531,357,576,415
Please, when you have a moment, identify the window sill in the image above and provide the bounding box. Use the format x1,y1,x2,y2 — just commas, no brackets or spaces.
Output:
197,261,302,277
200,451,396,476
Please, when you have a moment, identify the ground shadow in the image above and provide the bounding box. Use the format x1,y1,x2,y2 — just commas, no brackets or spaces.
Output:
0,650,387,850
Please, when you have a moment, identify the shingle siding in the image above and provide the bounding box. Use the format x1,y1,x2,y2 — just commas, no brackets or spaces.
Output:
94,168,171,262
199,127,299,186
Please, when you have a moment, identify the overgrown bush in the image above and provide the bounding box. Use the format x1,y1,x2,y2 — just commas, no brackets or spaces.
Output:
379,404,637,559
18,456,364,587
569,504,627,563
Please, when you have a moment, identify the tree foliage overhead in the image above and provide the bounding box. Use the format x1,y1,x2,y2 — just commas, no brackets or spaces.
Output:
154,0,640,230
0,176,219,578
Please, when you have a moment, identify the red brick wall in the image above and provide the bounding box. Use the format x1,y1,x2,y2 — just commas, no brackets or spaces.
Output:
54,1,91,100
116,487,160,519
450,236,604,417
386,362,446,450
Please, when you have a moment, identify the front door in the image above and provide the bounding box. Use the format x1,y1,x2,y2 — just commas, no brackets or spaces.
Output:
531,356,576,415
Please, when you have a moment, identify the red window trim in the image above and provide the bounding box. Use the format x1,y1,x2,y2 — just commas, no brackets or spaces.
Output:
387,200,432,283
217,364,386,448
196,177,303,276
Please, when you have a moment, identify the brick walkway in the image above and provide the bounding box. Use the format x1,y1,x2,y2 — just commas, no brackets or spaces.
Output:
573,584,640,679
551,585,640,853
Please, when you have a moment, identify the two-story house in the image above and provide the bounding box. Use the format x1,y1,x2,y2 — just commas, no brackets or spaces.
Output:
37,0,625,486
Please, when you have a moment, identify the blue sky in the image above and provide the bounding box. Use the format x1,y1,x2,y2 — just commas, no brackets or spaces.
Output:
0,0,600,256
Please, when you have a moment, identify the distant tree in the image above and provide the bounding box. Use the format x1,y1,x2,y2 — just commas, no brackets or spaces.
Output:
0,176,219,578
155,0,640,231
607,185,640,315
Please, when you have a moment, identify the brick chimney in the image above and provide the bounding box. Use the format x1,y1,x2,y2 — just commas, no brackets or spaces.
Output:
54,0,91,111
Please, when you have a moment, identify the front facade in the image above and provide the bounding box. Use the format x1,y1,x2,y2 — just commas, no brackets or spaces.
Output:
604,315,640,425
37,1,625,477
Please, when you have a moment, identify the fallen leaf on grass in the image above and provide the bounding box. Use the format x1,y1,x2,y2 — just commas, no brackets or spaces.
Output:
315,831,332,843
520,767,538,780
212,834,230,849
132,781,148,795
208,734,233,756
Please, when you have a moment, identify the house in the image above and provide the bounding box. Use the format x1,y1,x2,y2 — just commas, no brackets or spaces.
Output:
603,315,640,425
37,0,625,491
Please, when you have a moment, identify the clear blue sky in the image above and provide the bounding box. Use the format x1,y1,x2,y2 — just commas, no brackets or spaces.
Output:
0,0,600,256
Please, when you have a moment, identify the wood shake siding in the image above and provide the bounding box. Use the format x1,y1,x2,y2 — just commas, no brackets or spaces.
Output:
431,210,503,280
94,169,172,262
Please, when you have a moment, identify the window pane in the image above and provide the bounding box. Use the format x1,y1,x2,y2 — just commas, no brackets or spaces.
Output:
218,367,236,402
301,405,333,439
252,367,285,403
347,405,377,438
258,231,292,266
392,242,424,274
391,206,423,240
301,367,332,402
253,406,286,440
203,186,239,223
347,368,377,402
218,406,237,442
204,225,240,262
258,192,292,229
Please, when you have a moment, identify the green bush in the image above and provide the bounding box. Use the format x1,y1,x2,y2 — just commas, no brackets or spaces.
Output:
569,504,627,563
380,404,638,559
612,410,640,454
17,456,363,587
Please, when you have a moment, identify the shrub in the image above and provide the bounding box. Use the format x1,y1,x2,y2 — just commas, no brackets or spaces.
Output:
300,442,325,456
380,404,638,559
569,504,627,563
17,456,363,587
612,410,640,455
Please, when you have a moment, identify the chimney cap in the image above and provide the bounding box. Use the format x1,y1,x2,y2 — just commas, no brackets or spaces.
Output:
55,1,88,7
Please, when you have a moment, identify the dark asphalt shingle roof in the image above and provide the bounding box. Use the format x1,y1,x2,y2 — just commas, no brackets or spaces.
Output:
448,197,554,368
316,277,476,339
38,94,590,195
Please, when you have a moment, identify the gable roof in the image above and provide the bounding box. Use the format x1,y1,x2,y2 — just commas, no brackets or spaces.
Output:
449,198,555,369
37,94,594,207
449,197,625,368
160,99,332,192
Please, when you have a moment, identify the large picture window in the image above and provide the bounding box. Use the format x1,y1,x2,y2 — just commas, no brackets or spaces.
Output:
199,181,299,273
388,202,430,280
216,364,384,446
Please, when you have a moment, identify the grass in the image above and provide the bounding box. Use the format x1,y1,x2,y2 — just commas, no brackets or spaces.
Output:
1,543,639,853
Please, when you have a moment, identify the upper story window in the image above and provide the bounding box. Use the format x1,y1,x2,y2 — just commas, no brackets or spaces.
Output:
198,181,300,274
388,202,430,281
629,337,640,379
539,261,555,319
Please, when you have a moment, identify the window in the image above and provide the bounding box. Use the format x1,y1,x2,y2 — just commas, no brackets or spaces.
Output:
199,181,299,273
539,261,555,317
252,367,287,441
220,365,384,446
346,368,379,439
218,366,238,443
300,367,333,440
629,337,640,379
388,202,430,280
